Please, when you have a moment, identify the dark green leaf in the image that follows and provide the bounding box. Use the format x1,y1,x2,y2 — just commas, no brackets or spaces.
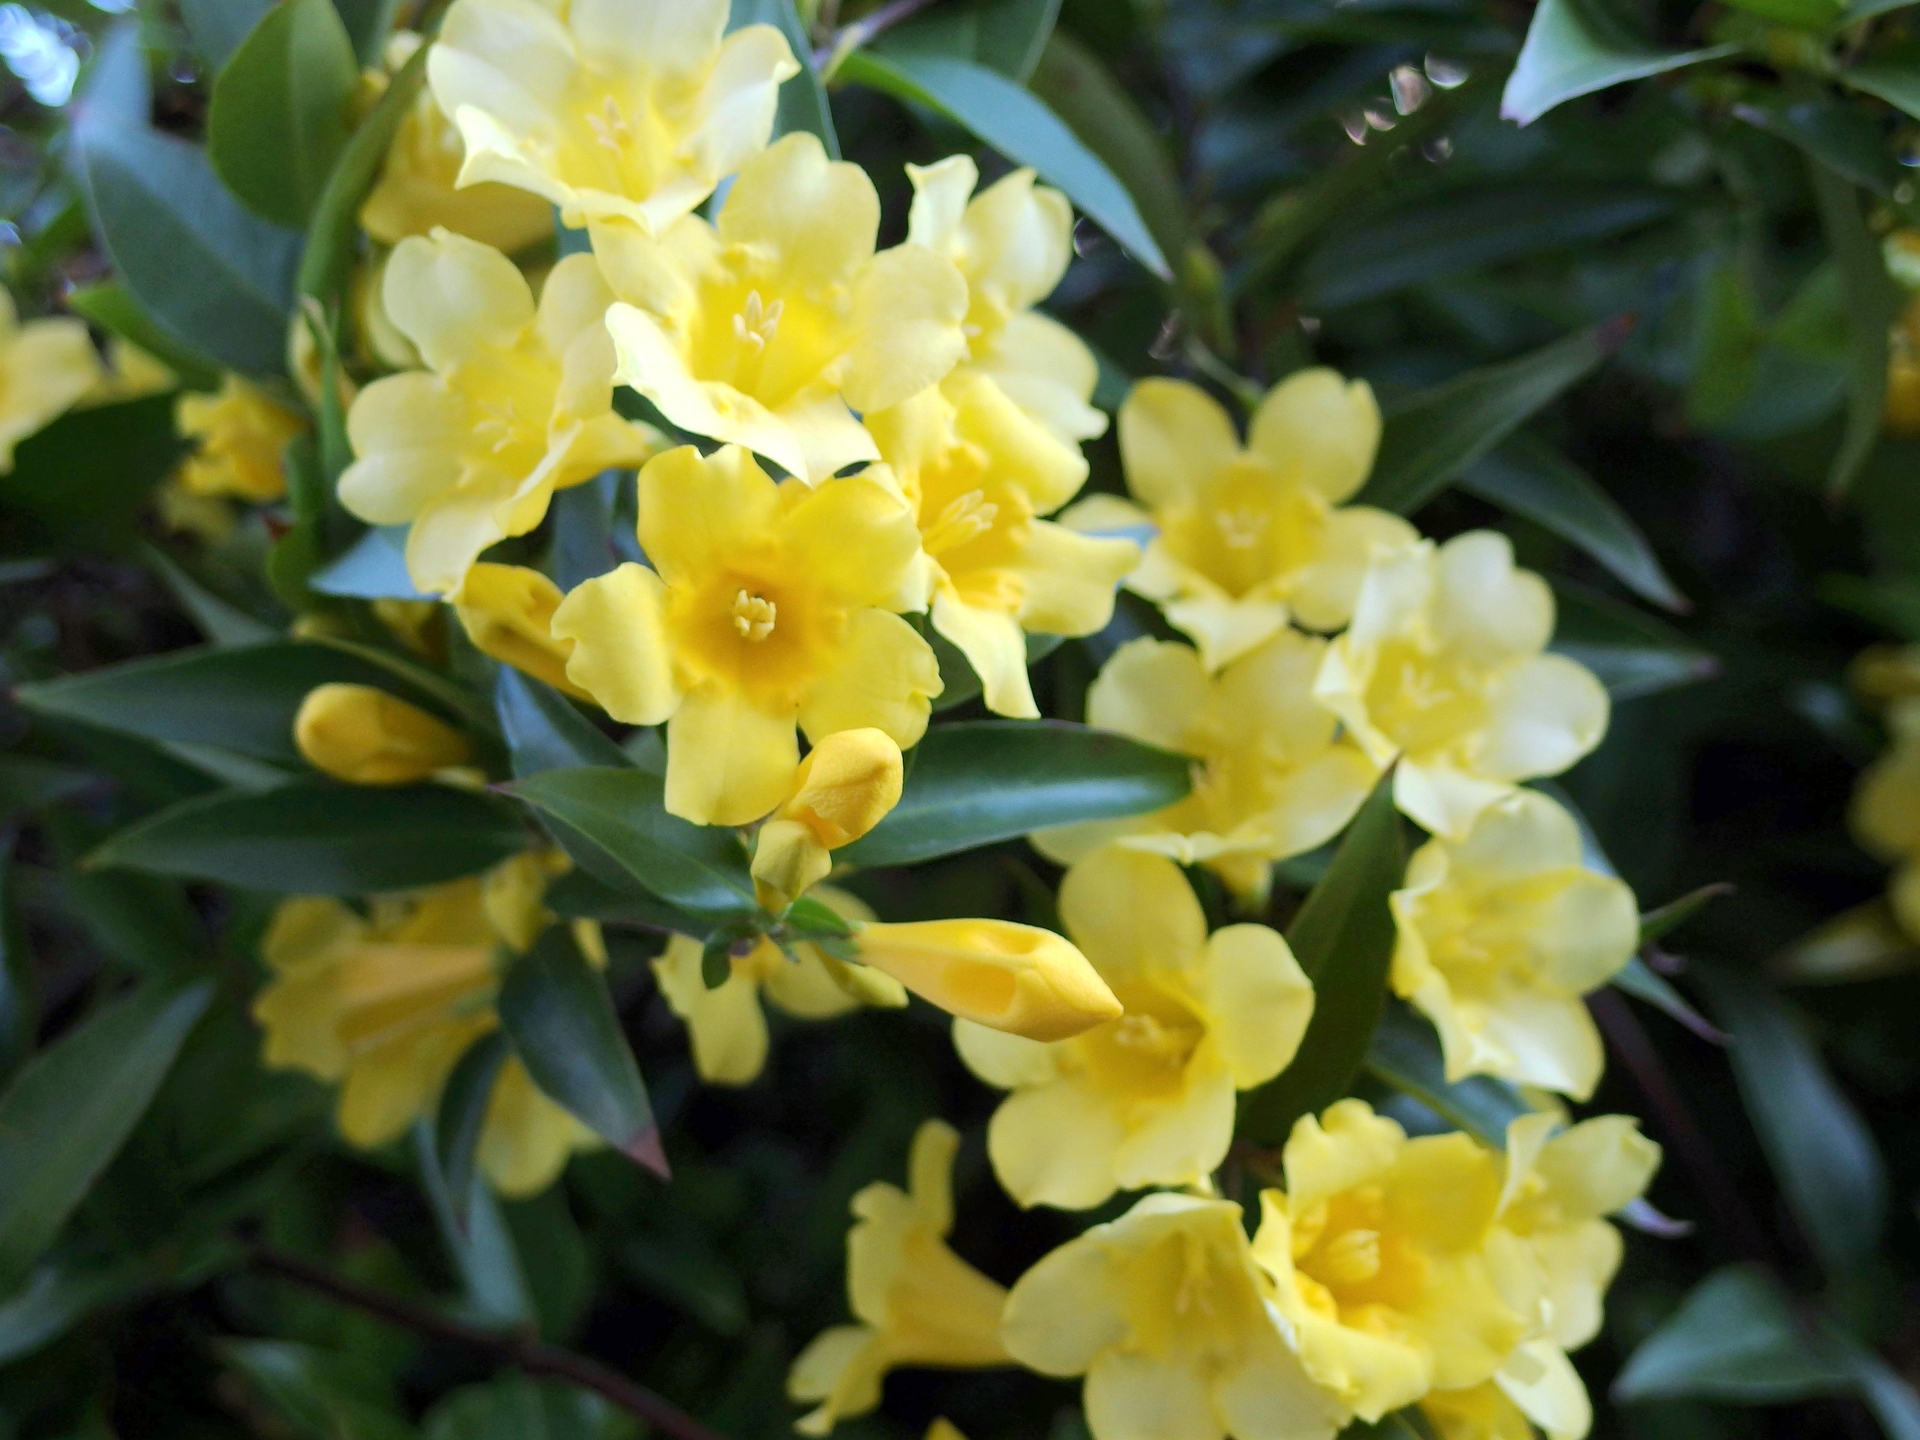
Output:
71,25,301,377
0,397,184,556
495,667,631,777
0,754,96,817
1238,774,1403,1145
1640,882,1735,944
840,721,1191,867
332,0,401,66
65,282,219,391
836,48,1171,279
730,0,839,157
1550,580,1719,702
308,525,429,601
542,868,703,935
1357,321,1627,515
1500,0,1736,125
621,1233,749,1338
1364,999,1530,1148
141,545,281,648
0,1254,156,1367
88,782,527,893
1809,161,1899,496
1840,47,1920,121
1721,0,1845,27
877,0,1063,84
0,839,25,1083
1612,957,1725,1043
1614,1264,1852,1403
1734,96,1902,197
702,935,735,990
0,979,213,1290
413,1122,535,1326
1459,437,1687,611
424,1372,637,1440
180,0,274,68
219,1340,415,1440
504,768,758,924
499,926,665,1176
437,1031,509,1227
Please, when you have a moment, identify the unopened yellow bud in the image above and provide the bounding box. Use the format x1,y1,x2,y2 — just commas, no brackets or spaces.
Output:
294,683,472,785
454,563,586,698
854,919,1122,1042
752,729,904,909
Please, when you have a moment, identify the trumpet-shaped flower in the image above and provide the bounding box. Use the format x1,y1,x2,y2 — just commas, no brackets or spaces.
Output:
1070,373,1415,671
294,683,475,786
176,375,304,502
1852,696,1920,939
428,0,797,234
454,562,588,698
1250,1100,1531,1422
0,292,101,473
1033,634,1379,902
361,31,553,253
789,1120,1011,1434
904,155,1106,447
251,857,600,1196
1391,789,1638,1100
752,729,903,910
954,848,1313,1209
857,915,1121,1043
1315,532,1609,841
337,230,658,597
550,444,940,825
1002,1192,1347,1440
594,133,969,484
868,374,1137,718
654,886,906,1085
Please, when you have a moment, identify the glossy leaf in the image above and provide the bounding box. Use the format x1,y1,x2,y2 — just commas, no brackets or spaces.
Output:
65,282,219,392
208,0,360,229
1614,1264,1852,1403
436,1031,509,1226
837,48,1171,279
877,0,1064,84
141,546,281,648
499,926,665,1175
1811,161,1899,496
1364,1000,1530,1148
1238,775,1403,1145
542,868,703,936
88,782,527,893
1357,320,1627,515
729,0,838,157
1612,956,1725,1043
0,397,184,556
331,0,401,65
1550,580,1719,702
495,667,631,777
0,980,213,1290
504,768,756,923
180,0,274,69
1459,437,1687,611
1501,0,1736,126
839,721,1192,867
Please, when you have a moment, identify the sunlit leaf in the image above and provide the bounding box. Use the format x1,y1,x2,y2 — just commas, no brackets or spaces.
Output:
1501,0,1735,126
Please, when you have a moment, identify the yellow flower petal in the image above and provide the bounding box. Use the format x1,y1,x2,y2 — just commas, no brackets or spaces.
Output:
1119,377,1241,509
653,934,773,1084
1245,368,1381,506
1495,1340,1591,1440
383,227,535,370
551,562,682,724
797,608,942,751
477,1055,598,1197
293,683,472,785
988,1076,1132,1209
1057,846,1208,981
454,562,587,698
856,918,1122,1041
666,682,799,826
1199,924,1315,1089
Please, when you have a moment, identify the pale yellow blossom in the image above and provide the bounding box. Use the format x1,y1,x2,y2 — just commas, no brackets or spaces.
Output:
0,292,101,472
454,561,589,698
176,375,304,502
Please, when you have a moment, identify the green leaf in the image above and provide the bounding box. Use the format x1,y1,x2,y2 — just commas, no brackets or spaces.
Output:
88,782,527,893
1364,1000,1530,1148
1695,970,1888,1279
64,282,219,391
503,768,757,924
308,526,428,601
180,0,274,68
219,1340,416,1440
730,0,839,157
543,868,703,936
1458,437,1687,611
16,641,460,768
1735,96,1903,197
839,721,1192,867
331,0,401,66
424,1373,637,1440
1500,0,1736,126
1839,45,1920,120
1238,774,1403,1145
498,926,665,1176
1722,0,1846,27
1612,956,1725,1043
1550,580,1719,701
413,1122,535,1326
495,667,632,777
71,25,302,377
1640,882,1735,944
1357,321,1627,515
0,397,185,556
436,1031,509,1227
0,1254,156,1367
1810,161,1899,496
836,49,1171,279
1845,0,1920,19
1614,1264,1853,1403
877,0,1063,84
0,979,213,1290
0,755,96,818
141,545,282,648
208,0,360,229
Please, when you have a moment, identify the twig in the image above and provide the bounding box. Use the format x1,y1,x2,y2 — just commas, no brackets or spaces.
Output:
248,1245,731,1440
814,0,943,73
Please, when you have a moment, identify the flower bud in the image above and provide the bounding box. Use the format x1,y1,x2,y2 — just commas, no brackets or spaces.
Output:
752,728,903,909
453,563,586,698
294,683,472,785
854,919,1122,1042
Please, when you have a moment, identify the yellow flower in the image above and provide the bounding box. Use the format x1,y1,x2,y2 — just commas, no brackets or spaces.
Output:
1033,633,1380,903
868,373,1137,718
361,32,554,254
1420,1384,1538,1440
594,133,969,484
1852,696,1920,939
293,683,475,786
856,915,1122,1043
752,729,903,910
653,886,906,1086
337,229,659,597
1066,373,1415,671
1315,531,1609,841
79,338,174,408
453,562,588,698
550,444,940,826
1002,1191,1347,1440
903,155,1106,447
1848,643,1920,706
1390,789,1638,1100
789,1120,1010,1435
252,857,602,1197
428,0,798,234
176,375,305,502
0,292,102,472
954,848,1313,1208
1250,1099,1531,1422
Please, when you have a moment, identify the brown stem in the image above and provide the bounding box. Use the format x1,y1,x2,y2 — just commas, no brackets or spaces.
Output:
249,1245,731,1440
814,0,943,69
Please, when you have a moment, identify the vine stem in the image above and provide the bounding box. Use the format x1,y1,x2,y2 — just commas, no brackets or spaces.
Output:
814,0,943,74
248,1244,731,1440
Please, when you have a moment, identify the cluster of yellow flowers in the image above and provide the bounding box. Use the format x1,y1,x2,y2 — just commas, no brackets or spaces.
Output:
1848,644,1920,938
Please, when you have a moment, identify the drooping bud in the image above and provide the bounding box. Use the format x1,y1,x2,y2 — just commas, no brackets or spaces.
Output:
752,728,903,909
294,682,472,785
854,919,1122,1042
453,563,586,698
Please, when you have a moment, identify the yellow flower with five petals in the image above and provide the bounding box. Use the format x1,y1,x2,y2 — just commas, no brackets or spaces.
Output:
428,0,798,234
954,848,1313,1209
338,230,659,597
594,132,969,484
550,444,940,826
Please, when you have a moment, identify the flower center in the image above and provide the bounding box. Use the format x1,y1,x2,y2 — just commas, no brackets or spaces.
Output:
922,488,999,555
731,589,777,642
1315,1227,1382,1286
586,93,633,152
1073,980,1206,1100
732,290,783,354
